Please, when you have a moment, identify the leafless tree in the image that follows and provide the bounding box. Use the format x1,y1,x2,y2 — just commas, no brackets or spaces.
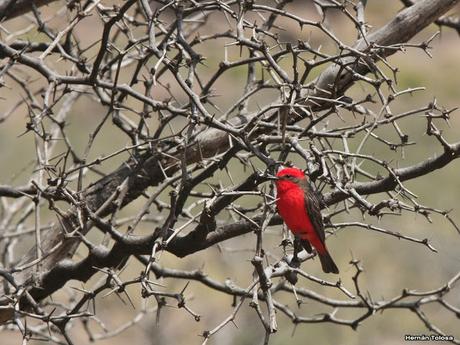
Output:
1,0,460,344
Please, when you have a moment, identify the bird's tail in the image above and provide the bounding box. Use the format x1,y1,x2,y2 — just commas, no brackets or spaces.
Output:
319,251,339,274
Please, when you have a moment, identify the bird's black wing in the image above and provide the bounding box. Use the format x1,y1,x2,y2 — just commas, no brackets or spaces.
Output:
302,179,326,243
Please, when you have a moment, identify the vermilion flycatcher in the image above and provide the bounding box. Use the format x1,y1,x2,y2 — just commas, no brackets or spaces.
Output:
275,167,339,274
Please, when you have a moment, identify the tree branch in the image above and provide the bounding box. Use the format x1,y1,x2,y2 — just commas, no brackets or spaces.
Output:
0,0,57,21
1,0,459,326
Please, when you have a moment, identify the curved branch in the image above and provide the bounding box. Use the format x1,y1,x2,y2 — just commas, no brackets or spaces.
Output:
324,142,460,205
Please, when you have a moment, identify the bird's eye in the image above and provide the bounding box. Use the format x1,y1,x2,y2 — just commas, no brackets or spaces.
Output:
284,174,292,179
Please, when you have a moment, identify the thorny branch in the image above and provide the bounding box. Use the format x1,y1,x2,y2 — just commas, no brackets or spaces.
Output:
1,0,460,343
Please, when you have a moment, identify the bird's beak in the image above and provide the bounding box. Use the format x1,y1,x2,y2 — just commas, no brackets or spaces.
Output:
264,175,279,181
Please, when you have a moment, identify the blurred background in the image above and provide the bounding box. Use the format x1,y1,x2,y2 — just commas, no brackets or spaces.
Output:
1,1,460,344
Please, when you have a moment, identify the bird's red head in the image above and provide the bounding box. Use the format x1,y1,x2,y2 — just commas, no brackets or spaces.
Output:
275,167,306,195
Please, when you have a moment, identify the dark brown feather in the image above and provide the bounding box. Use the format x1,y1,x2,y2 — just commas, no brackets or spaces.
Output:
298,178,326,244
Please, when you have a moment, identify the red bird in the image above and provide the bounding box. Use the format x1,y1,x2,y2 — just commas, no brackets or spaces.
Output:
275,167,339,274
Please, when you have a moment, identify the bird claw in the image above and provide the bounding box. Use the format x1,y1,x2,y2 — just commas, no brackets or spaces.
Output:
289,256,300,269
283,255,300,285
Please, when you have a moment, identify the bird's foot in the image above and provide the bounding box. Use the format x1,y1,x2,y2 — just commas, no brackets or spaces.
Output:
289,256,300,269
285,256,300,285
